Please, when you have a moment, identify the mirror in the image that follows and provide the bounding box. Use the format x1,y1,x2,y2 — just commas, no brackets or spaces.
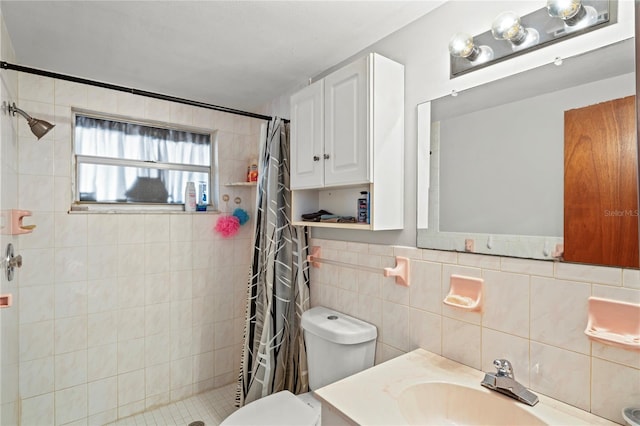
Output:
417,37,636,264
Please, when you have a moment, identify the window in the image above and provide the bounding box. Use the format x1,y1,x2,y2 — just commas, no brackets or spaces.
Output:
72,110,218,211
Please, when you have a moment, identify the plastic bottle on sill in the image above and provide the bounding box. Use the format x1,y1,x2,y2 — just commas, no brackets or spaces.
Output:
197,182,207,211
184,182,196,212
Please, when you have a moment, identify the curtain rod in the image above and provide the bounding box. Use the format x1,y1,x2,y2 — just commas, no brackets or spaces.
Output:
1,61,286,123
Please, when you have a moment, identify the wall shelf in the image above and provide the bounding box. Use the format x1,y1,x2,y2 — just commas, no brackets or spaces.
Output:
292,220,372,230
224,182,257,187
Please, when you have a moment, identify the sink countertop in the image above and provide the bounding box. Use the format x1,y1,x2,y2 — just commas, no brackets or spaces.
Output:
313,349,615,425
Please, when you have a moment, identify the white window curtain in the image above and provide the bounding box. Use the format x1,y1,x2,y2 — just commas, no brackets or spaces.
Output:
75,115,211,203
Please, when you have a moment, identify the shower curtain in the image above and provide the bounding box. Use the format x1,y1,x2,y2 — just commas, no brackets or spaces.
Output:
236,117,310,407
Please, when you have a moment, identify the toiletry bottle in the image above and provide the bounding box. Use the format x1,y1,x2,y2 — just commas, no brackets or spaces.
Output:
248,159,258,182
197,182,207,211
358,191,369,223
185,182,196,212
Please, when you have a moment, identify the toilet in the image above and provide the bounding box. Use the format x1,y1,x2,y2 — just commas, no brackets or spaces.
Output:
222,306,377,425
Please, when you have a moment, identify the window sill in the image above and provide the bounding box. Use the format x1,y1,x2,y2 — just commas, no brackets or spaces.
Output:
68,204,221,214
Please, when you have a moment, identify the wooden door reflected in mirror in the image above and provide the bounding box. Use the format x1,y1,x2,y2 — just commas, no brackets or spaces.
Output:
564,95,639,267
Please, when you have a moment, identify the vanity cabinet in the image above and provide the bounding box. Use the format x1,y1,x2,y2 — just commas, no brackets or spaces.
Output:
290,53,404,230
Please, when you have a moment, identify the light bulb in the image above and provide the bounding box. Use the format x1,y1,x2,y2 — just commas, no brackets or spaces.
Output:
448,32,494,64
448,33,476,59
491,12,525,42
547,0,582,19
491,11,539,51
547,0,598,31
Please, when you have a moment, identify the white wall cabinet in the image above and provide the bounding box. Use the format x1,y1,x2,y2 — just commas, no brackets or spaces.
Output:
321,55,369,187
290,79,324,188
290,53,404,230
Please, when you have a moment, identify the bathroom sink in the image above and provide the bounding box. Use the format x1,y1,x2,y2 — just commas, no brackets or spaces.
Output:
398,382,547,425
315,350,611,425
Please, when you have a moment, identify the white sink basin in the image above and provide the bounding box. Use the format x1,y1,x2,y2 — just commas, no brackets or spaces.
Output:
398,382,547,426
314,349,614,425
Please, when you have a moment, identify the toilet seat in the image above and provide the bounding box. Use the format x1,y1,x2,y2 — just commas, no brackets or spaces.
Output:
221,390,320,425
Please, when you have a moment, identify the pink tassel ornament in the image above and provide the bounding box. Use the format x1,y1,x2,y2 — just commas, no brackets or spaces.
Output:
215,215,240,238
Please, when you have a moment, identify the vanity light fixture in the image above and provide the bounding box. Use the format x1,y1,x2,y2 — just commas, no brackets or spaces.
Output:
491,11,539,51
449,0,616,77
7,102,55,140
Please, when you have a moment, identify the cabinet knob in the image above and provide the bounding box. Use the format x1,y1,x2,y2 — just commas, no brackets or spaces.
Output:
323,154,330,160
313,156,320,161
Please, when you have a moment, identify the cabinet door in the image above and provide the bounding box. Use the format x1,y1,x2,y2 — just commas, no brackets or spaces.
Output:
324,56,369,186
564,95,638,267
290,80,324,189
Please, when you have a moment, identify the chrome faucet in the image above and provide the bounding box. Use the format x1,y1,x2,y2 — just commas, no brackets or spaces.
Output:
481,359,539,406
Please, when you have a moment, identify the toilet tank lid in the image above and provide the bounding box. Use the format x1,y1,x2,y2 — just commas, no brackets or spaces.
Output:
301,307,377,344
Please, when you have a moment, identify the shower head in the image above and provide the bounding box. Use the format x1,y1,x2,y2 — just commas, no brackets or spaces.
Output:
8,102,55,140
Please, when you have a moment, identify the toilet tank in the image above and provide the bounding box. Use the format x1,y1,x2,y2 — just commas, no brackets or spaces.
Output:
301,306,377,390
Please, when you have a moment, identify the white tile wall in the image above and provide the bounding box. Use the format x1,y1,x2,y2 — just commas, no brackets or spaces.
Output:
591,357,640,422
529,342,591,411
12,71,260,424
530,277,591,354
310,238,640,425
3,17,25,424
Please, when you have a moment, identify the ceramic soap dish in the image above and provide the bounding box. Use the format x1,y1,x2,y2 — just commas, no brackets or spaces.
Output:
443,274,484,312
585,297,640,351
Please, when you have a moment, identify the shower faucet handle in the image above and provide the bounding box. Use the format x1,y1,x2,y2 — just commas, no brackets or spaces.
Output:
8,254,22,269
4,243,22,281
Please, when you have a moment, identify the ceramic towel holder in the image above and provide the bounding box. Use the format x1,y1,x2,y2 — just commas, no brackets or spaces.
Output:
9,209,35,235
306,246,410,287
585,297,640,351
443,274,484,312
0,294,11,308
383,257,410,287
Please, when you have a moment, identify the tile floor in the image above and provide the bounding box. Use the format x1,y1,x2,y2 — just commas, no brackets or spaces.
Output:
106,383,238,426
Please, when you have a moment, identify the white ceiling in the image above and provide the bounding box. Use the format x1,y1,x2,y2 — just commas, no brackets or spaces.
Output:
1,1,444,113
